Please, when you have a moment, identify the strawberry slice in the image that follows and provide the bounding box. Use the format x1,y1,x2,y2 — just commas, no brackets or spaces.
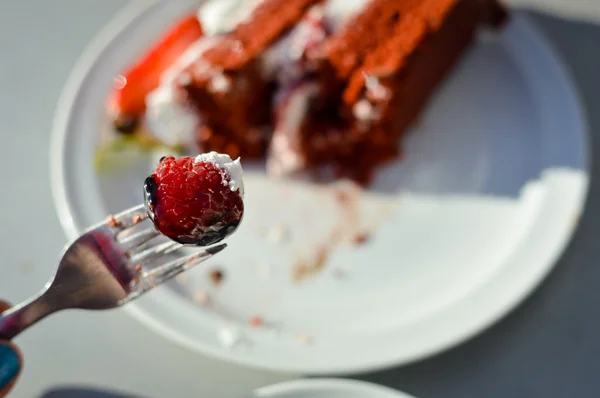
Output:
108,14,203,122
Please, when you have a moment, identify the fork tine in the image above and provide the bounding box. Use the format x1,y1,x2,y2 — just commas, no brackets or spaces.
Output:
142,244,227,288
129,240,181,264
117,226,160,248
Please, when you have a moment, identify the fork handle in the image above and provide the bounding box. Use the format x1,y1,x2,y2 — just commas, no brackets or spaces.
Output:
0,288,54,340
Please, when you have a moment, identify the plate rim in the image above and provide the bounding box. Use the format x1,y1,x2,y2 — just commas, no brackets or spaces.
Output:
251,378,416,397
50,0,591,375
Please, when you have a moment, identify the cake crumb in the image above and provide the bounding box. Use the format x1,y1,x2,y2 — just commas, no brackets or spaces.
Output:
132,213,143,225
249,315,264,327
193,289,210,306
106,215,121,227
209,269,224,286
295,333,314,344
334,188,351,205
134,264,143,273
292,262,310,283
353,233,370,246
292,247,328,283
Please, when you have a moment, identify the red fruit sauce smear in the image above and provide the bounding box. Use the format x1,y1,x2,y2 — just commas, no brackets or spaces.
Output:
144,155,244,245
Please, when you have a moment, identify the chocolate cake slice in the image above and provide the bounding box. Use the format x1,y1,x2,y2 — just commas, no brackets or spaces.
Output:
174,0,507,184
178,0,324,159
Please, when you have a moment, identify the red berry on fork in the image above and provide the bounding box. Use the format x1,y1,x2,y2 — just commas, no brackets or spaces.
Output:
144,153,244,245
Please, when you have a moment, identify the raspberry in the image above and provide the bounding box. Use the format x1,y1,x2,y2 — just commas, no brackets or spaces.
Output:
144,154,244,245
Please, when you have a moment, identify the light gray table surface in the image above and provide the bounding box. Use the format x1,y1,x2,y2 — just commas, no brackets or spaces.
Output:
0,1,599,397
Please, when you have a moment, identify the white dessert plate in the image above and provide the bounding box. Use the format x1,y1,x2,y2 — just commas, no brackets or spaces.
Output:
51,0,589,375
249,378,416,398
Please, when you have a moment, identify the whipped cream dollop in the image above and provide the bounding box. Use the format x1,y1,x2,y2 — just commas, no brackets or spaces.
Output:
323,0,372,31
194,152,245,197
197,0,265,36
197,0,372,37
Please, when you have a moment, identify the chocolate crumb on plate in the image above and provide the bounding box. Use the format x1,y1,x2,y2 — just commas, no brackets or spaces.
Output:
209,269,225,286
353,233,370,245
249,315,265,327
292,246,329,283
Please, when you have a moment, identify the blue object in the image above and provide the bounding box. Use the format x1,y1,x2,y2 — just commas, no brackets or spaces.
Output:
0,344,19,390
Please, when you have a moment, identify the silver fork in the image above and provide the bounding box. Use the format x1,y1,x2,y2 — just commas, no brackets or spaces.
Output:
0,204,226,340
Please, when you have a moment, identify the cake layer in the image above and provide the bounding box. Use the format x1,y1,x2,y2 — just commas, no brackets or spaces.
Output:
285,0,507,183
340,0,506,105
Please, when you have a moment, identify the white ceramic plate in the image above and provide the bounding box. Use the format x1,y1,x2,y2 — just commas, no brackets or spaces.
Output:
249,379,415,398
51,0,590,374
